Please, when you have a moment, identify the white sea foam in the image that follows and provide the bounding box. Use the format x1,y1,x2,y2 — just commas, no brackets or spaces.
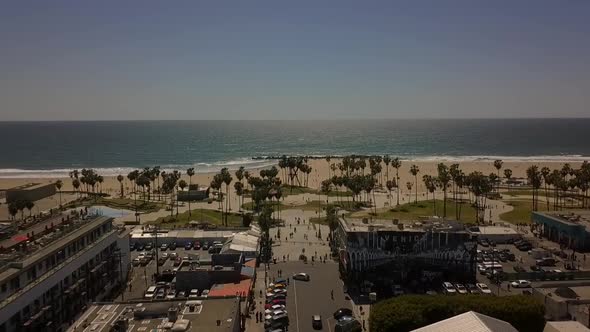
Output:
0,155,587,178
0,159,278,178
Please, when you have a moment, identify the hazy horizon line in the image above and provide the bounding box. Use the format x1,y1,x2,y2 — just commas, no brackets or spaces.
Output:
2,116,590,123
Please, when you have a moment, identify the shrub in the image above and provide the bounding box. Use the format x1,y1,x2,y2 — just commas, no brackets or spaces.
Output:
369,295,544,332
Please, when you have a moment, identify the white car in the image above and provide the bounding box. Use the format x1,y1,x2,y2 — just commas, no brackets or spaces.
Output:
201,289,210,297
510,280,531,288
265,309,287,318
188,289,199,299
455,284,468,294
475,283,492,294
476,283,492,294
442,282,456,294
293,273,310,281
265,305,286,315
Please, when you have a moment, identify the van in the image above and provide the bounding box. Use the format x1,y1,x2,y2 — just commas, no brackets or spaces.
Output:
145,286,157,299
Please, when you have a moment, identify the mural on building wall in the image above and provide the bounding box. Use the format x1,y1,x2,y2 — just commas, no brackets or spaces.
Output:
341,229,477,274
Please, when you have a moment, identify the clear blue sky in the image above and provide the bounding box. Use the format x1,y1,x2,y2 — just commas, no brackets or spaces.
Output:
1,1,589,120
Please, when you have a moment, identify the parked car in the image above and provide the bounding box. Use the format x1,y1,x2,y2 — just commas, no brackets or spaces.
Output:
442,282,456,294
202,242,209,250
334,308,353,320
455,284,468,294
312,314,323,330
293,273,310,281
145,286,157,299
169,252,178,259
136,243,145,251
466,284,481,294
176,290,186,298
510,280,531,288
266,306,287,315
188,289,200,299
476,283,492,294
145,243,153,250
193,241,201,250
184,242,192,250
201,289,210,297
160,243,168,251
169,242,177,250
479,239,490,247
392,284,404,296
155,289,166,299
530,265,543,272
536,258,556,266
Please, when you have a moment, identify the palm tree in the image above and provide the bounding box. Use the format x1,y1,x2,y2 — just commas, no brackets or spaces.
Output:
8,203,18,221
25,200,35,218
221,168,233,225
410,165,420,204
383,155,391,184
406,182,413,202
493,159,503,192
526,165,542,211
136,175,150,203
72,178,81,198
234,182,244,211
467,172,492,224
423,175,438,215
386,179,396,206
178,179,188,211
97,175,104,194
186,167,195,216
55,180,63,207
117,174,125,198
437,163,451,217
541,167,550,209
503,169,513,190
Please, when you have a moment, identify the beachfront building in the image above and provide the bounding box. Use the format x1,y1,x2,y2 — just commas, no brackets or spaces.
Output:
532,211,590,251
67,298,241,332
334,217,477,292
176,185,209,202
5,183,56,203
0,215,131,332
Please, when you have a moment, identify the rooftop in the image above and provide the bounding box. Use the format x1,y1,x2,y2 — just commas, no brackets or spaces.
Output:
537,211,590,231
209,279,251,297
68,298,240,332
0,215,114,276
339,217,466,233
468,226,519,236
535,286,590,302
7,182,54,191
545,321,590,332
411,311,518,332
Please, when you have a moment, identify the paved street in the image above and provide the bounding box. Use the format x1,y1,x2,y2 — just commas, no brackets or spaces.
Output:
251,261,354,332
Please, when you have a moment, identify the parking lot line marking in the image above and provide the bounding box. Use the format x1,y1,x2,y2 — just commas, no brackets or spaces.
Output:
294,280,300,332
327,318,332,332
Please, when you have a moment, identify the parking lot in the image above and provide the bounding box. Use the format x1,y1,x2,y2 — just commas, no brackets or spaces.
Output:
254,261,355,332
124,243,216,300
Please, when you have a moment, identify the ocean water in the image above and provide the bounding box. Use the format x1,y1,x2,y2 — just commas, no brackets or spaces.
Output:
0,119,588,177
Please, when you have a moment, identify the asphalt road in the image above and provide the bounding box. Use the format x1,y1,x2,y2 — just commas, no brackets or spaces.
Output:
270,261,351,332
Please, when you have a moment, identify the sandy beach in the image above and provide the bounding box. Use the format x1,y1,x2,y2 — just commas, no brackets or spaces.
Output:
0,160,582,199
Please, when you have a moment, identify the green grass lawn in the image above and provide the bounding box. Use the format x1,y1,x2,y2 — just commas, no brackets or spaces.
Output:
499,200,547,224
151,208,245,228
64,196,164,213
350,199,478,223
280,185,353,197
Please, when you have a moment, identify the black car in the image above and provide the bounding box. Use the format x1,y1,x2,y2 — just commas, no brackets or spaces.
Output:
530,265,543,272
169,242,177,250
312,315,322,330
333,308,353,320
184,242,192,250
